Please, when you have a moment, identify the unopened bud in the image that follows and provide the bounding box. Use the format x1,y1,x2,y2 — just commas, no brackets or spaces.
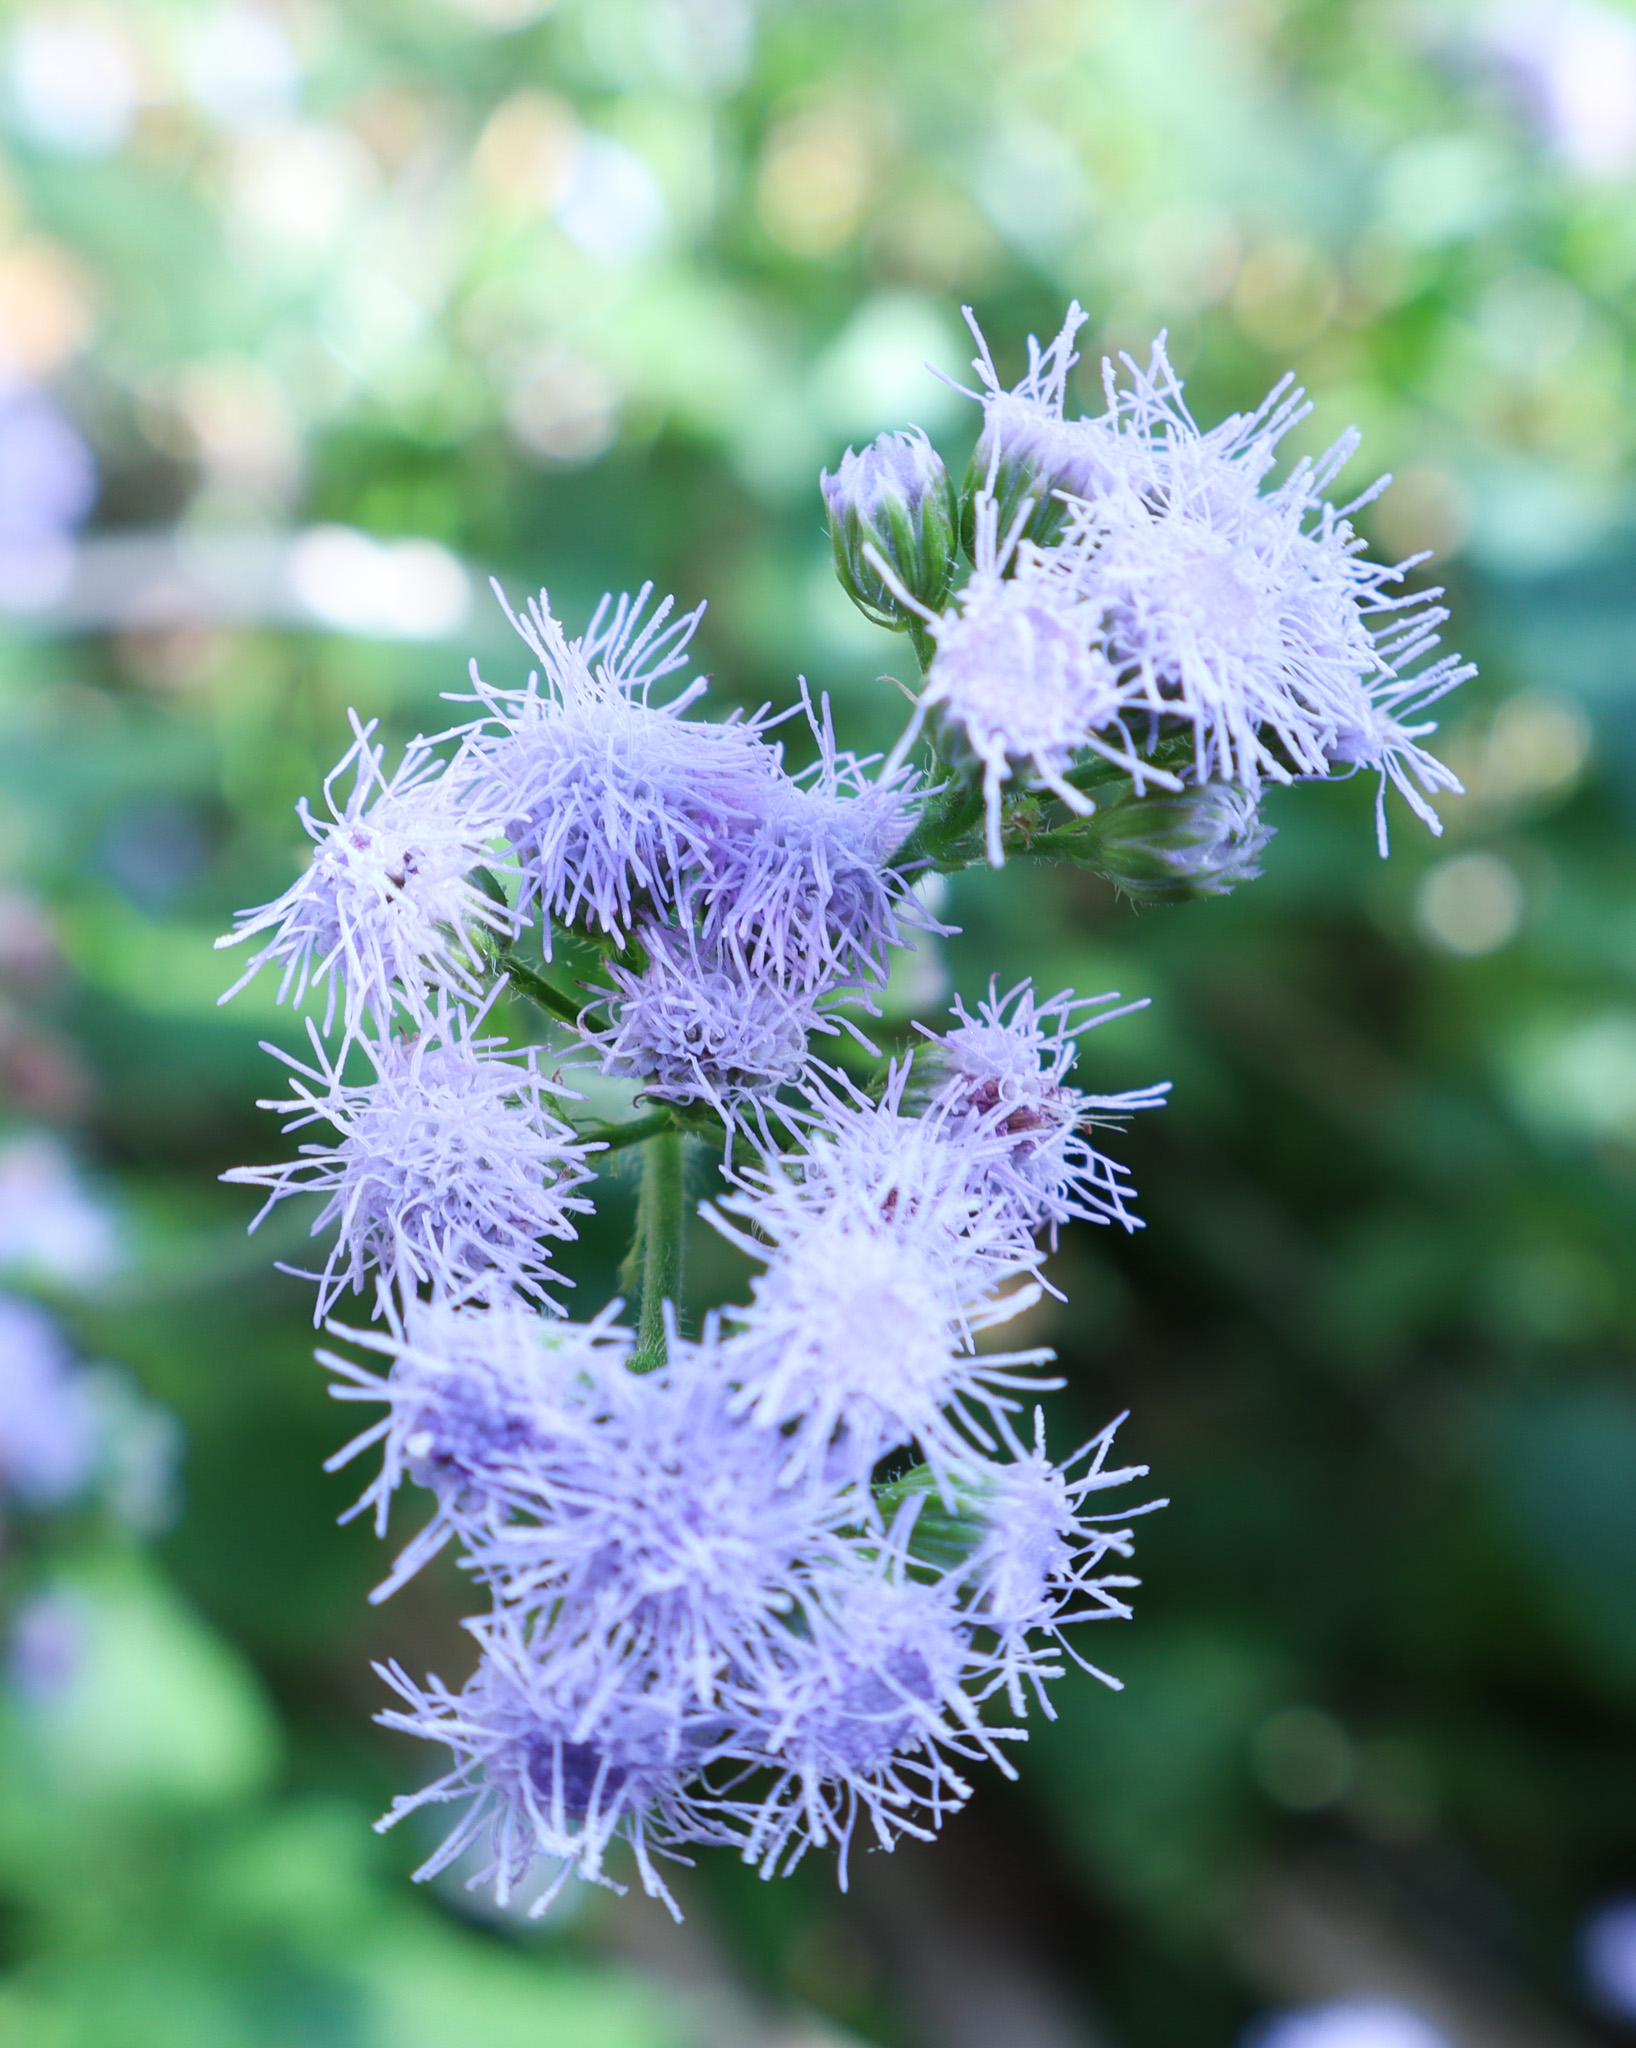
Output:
961,398,1115,557
822,427,958,631
1087,781,1272,902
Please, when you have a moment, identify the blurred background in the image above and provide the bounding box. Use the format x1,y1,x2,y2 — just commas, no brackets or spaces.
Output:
0,0,1632,2043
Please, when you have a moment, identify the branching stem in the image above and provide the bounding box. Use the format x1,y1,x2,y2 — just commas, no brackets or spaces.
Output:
629,1125,685,1373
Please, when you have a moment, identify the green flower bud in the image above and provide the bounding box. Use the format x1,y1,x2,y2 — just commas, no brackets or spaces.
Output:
821,427,958,631
1076,781,1273,902
960,394,1115,558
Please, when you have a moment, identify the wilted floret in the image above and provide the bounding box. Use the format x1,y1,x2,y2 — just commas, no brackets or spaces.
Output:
460,582,782,949
217,712,513,1045
917,979,1170,1243
224,1003,599,1323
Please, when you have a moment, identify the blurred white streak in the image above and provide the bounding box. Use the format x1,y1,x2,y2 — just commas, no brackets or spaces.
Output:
0,525,474,642
9,11,138,158
1484,0,1636,177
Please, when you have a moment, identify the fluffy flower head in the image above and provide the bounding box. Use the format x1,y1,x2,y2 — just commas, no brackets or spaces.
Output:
708,1121,1053,1481
898,491,1133,865
586,923,844,1130
917,979,1170,1242
320,1297,633,1596
224,1002,599,1323
374,1607,738,1918
460,582,781,949
700,688,931,993
217,713,513,1044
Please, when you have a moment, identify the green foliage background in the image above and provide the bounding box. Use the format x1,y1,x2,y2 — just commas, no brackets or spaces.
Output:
0,0,1633,2042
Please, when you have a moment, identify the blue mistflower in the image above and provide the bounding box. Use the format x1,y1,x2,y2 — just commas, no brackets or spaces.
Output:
374,1605,743,1918
320,1297,632,1600
585,921,855,1132
224,998,599,1323
699,687,933,996
948,306,1471,854
707,1120,1055,1484
460,582,784,950
958,1409,1163,1715
216,711,515,1046
916,978,1170,1245
469,1328,872,1704
740,1569,1017,1884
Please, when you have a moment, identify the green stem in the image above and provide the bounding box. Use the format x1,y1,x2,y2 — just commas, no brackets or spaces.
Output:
629,1126,685,1373
887,771,985,873
494,951,585,1029
577,1108,676,1155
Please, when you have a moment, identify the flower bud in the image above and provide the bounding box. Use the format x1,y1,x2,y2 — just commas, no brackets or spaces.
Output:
822,428,958,631
961,397,1115,557
1084,781,1273,902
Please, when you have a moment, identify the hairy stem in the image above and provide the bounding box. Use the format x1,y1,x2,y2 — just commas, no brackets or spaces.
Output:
493,950,586,1029
629,1125,685,1373
888,770,985,872
578,1108,676,1155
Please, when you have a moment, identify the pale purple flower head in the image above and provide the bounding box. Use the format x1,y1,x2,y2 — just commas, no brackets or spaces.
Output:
224,1000,599,1323
960,300,1121,547
739,1568,1016,1883
374,1606,740,1919
585,923,844,1129
896,491,1132,865
706,1122,1054,1483
216,712,514,1045
320,1296,633,1598
0,1294,96,1510
952,310,1472,854
917,980,1170,1244
699,690,931,993
1051,337,1472,847
460,582,782,951
470,1328,869,1705
955,1409,1159,1714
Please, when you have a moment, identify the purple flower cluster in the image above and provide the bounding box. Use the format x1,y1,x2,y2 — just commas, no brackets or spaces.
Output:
216,301,1468,1918
322,1008,1160,1911
883,304,1471,861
